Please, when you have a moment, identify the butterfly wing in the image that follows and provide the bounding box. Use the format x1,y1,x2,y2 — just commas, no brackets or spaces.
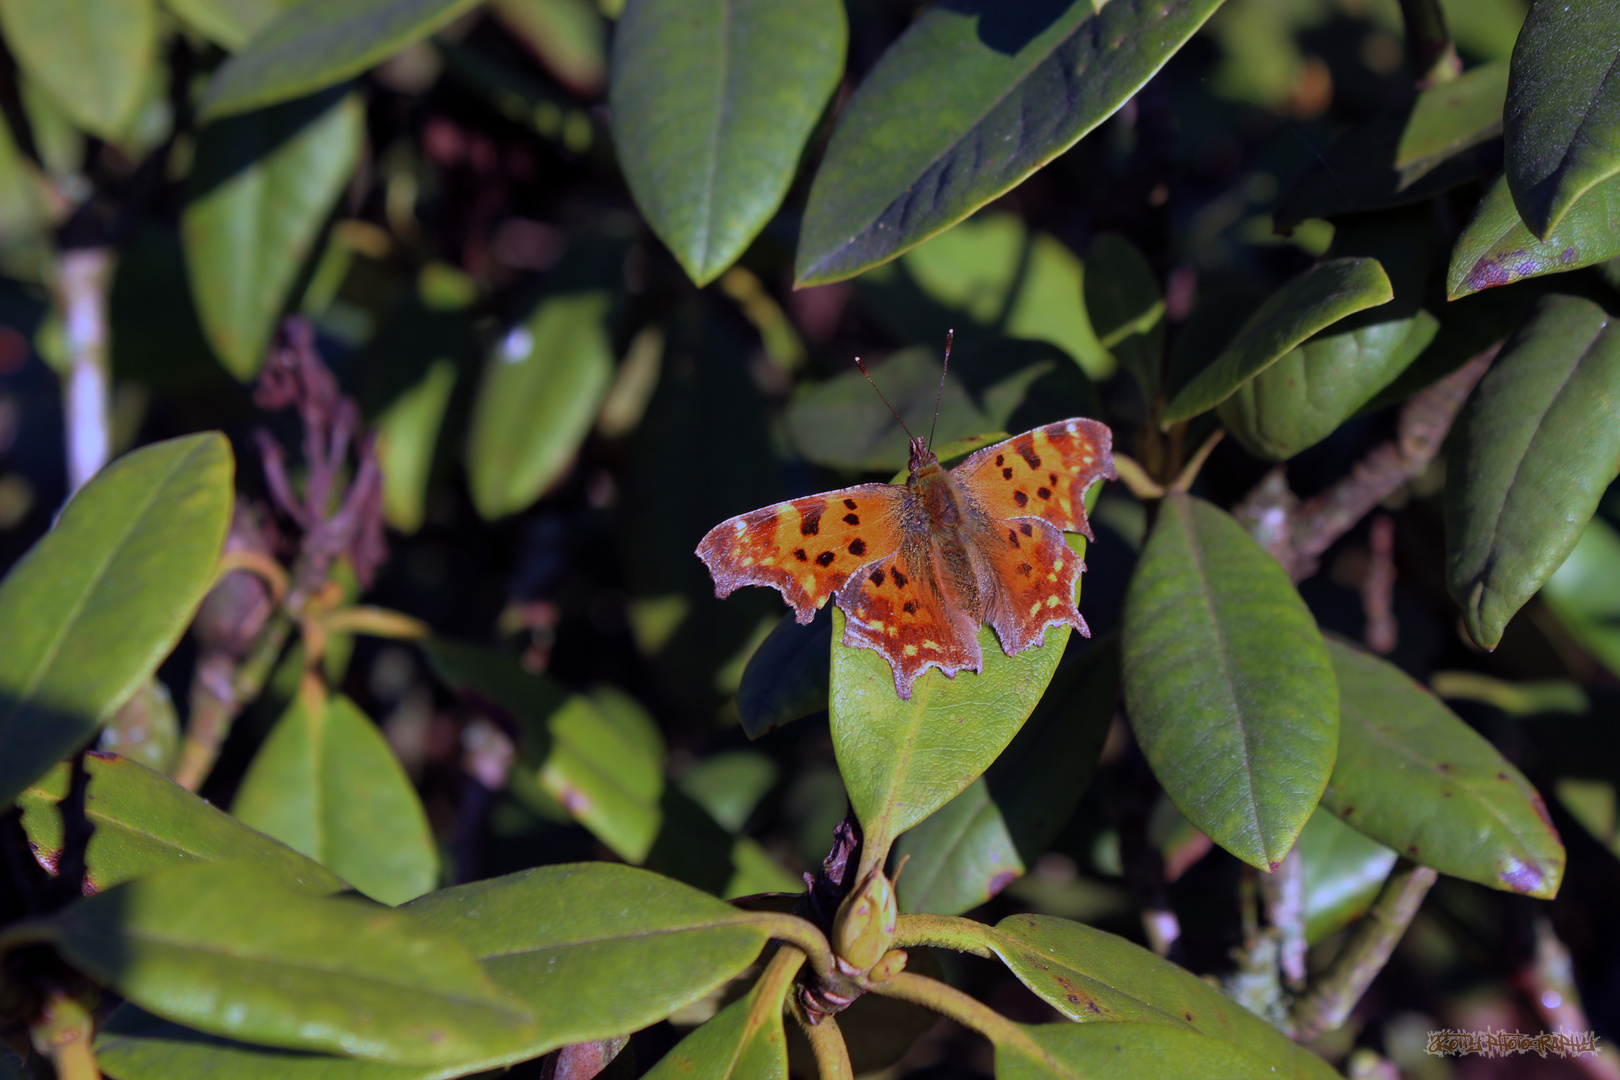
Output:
835,548,982,699
951,419,1115,538
696,485,907,624
979,518,1088,655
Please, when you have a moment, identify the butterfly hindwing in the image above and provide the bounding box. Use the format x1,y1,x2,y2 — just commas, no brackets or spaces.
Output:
982,518,1087,655
836,549,982,698
697,484,907,624
952,419,1115,537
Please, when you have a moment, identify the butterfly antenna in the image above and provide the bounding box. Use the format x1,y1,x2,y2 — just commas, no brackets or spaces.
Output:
854,356,916,442
928,328,953,449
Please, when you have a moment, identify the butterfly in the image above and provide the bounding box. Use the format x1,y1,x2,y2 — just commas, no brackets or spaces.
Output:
696,341,1115,699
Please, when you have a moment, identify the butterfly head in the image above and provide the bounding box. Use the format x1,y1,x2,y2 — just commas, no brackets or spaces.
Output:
907,435,940,479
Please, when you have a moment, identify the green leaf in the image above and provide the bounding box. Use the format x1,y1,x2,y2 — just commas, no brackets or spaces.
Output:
232,690,439,906
895,640,1115,916
1276,61,1508,226
199,0,484,119
18,753,345,895
183,90,365,380
737,610,833,739
494,0,606,96
1084,233,1165,402
406,863,774,1050
990,915,1339,1079
0,434,233,808
1541,515,1620,678
642,969,788,1080
609,0,845,285
997,1021,1280,1080
1504,0,1620,239
0,0,157,138
1321,639,1564,898
1122,494,1338,871
1297,806,1396,946
1444,293,1620,649
1446,170,1620,299
99,677,181,774
678,750,778,833
466,292,615,519
98,1006,441,1080
832,530,1089,864
794,0,1224,285
1160,258,1393,426
376,359,457,534
26,863,537,1066
162,0,287,51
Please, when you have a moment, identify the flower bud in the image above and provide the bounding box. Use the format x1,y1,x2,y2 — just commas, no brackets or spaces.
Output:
868,949,908,983
830,868,897,973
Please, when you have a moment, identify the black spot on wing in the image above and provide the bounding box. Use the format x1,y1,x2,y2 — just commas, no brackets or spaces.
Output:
1013,491,1028,508
1008,528,1020,548
1019,523,1033,537
848,539,867,557
1018,562,1033,576
800,503,824,536
794,548,808,561
1016,438,1041,469
1037,487,1051,500
844,498,858,509
995,454,1004,466
815,550,836,567
843,513,860,525
891,568,909,588
903,600,917,614
869,567,886,586
1002,467,1013,479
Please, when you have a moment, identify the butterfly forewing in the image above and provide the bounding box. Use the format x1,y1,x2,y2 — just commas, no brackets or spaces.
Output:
952,419,1115,538
981,518,1088,655
696,484,907,624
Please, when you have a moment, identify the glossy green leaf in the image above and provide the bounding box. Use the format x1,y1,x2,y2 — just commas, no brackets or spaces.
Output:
1298,806,1396,946
0,434,233,808
26,863,536,1065
1504,0,1620,239
0,0,156,138
406,863,774,1049
1085,233,1165,402
737,610,833,738
831,533,1088,864
0,107,49,250
997,1021,1279,1080
466,292,615,519
990,914,1338,1080
895,640,1115,916
99,677,180,774
1122,494,1338,871
233,690,438,906
376,359,457,534
162,0,287,51
643,967,787,1080
1321,639,1564,898
1276,61,1507,226
18,753,345,895
1444,293,1620,649
98,1006,441,1080
610,0,845,284
1541,515,1620,677
199,0,483,119
1446,170,1620,299
184,90,364,380
1160,258,1393,426
679,750,777,833
795,0,1224,285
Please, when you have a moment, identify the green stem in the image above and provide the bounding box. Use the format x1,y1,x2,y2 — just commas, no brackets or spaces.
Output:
892,913,996,958
793,1009,853,1080
751,912,837,985
1290,859,1436,1038
172,611,292,791
865,972,1054,1066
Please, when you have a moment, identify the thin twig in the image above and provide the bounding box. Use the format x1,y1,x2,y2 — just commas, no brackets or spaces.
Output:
1361,515,1397,654
1520,918,1620,1080
1263,846,1307,991
54,248,115,495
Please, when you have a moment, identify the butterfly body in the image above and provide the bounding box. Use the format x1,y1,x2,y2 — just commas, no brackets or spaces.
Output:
698,418,1115,699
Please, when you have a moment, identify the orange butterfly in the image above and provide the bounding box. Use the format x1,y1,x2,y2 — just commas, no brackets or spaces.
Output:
697,341,1116,699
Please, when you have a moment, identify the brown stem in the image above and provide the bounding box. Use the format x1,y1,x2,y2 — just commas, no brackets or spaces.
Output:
1290,859,1437,1039
172,611,292,791
1361,515,1397,654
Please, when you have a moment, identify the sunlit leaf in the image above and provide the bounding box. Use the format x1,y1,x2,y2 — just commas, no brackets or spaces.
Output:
1297,807,1395,945
1446,170,1620,299
0,0,157,138
162,0,287,51
996,1021,1279,1080
1538,515,1620,679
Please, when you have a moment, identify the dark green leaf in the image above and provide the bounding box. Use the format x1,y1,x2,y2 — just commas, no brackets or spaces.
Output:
466,292,615,519
233,690,439,906
183,90,364,380
1122,494,1338,871
895,640,1115,916
18,753,345,895
0,0,157,138
831,533,1087,863
1504,0,1620,239
1321,639,1564,898
1085,233,1165,402
678,750,778,833
375,358,457,534
0,434,233,808
997,1021,1280,1080
990,914,1338,1079
199,0,483,119
642,968,787,1080
1444,293,1620,648
794,0,1225,285
29,864,537,1065
1297,807,1395,945
162,0,287,51
610,0,845,284
1446,170,1620,299
1160,258,1393,426
494,0,606,96
1541,515,1620,677
737,610,832,739
1276,61,1507,226
99,677,180,774
406,863,774,1050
